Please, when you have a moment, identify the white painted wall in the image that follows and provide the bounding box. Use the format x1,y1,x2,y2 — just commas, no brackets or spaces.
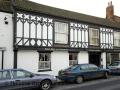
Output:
0,12,13,69
78,51,89,64
40,51,69,76
17,50,39,73
101,52,106,69
0,51,2,69
17,50,69,76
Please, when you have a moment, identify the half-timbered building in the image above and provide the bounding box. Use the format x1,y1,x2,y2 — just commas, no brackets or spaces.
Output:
0,0,120,75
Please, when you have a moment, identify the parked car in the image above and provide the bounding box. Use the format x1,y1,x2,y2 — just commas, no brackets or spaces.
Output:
58,64,109,84
107,60,120,74
0,69,56,90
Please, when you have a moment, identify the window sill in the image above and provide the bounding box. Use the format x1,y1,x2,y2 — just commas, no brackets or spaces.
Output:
38,69,52,72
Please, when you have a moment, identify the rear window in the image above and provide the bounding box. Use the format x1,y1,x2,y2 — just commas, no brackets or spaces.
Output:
110,62,120,66
66,65,79,70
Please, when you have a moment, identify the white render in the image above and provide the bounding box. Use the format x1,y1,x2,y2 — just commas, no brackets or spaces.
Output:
0,51,2,69
78,51,89,64
0,12,13,69
101,52,106,69
17,50,39,73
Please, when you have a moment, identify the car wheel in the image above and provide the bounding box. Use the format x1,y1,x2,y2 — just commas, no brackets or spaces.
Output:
76,76,83,84
104,72,108,79
40,80,51,90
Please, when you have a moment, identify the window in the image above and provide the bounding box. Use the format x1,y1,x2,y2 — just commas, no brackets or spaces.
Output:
69,53,78,66
39,53,51,70
114,32,120,47
55,21,68,44
0,71,11,80
12,70,32,78
88,64,98,70
80,64,89,71
89,28,99,46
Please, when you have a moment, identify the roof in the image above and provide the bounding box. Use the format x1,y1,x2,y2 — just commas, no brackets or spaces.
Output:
0,0,120,29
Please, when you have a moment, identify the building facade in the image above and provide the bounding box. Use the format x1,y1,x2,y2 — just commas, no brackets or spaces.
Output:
0,0,120,76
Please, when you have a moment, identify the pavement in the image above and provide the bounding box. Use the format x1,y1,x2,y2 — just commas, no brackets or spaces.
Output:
51,75,120,90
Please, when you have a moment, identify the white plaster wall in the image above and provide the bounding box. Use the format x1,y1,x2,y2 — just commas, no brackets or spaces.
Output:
78,51,88,64
17,50,69,76
17,50,39,73
0,12,13,69
40,51,69,76
101,52,106,69
0,51,2,69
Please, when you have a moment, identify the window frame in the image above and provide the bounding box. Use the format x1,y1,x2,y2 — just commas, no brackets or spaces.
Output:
38,53,51,71
89,28,99,46
114,31,120,47
54,21,69,44
69,53,78,66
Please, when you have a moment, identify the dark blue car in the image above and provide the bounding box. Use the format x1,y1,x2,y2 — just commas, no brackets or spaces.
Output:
58,64,109,84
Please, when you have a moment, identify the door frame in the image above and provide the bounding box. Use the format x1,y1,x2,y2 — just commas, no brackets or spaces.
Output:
89,52,101,67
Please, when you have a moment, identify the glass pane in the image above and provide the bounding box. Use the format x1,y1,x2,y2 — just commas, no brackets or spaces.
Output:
55,33,68,44
0,71,11,80
12,70,26,78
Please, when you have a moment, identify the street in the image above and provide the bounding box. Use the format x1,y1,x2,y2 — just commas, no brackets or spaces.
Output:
52,75,120,90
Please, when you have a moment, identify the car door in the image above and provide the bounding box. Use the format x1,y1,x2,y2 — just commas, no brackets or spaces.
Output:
11,69,37,90
79,64,92,79
0,70,13,90
88,64,103,78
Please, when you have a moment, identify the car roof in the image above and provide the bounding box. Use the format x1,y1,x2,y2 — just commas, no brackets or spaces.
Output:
76,63,94,66
0,68,24,71
113,60,120,62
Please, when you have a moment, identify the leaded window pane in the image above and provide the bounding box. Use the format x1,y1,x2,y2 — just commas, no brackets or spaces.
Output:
55,22,68,44
114,32,120,47
39,53,51,70
89,28,99,46
69,53,78,66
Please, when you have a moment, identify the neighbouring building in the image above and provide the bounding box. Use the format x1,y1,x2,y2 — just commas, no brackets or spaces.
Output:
0,0,120,76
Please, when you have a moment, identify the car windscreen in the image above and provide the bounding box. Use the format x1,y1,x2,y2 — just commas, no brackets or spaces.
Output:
110,62,120,66
66,65,79,70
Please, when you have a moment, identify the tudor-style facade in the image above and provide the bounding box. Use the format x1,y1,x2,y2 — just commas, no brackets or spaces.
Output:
0,0,120,75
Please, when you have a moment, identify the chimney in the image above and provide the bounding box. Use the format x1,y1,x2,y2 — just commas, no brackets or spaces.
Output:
106,1,114,20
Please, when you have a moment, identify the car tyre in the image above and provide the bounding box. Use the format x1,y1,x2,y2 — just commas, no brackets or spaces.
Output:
104,72,108,79
40,80,52,90
76,76,83,84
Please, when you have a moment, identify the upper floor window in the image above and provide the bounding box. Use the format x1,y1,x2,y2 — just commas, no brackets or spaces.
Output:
114,31,120,47
69,53,78,66
55,21,68,44
89,28,99,46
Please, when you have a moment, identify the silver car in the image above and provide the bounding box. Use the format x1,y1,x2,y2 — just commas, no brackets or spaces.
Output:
0,69,56,90
108,60,120,74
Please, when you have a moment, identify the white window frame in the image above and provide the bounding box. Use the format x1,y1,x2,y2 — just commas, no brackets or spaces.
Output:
114,31,120,47
55,21,68,44
69,53,78,66
38,53,51,71
89,28,99,46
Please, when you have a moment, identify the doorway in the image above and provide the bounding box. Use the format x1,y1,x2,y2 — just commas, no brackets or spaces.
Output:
89,52,101,67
